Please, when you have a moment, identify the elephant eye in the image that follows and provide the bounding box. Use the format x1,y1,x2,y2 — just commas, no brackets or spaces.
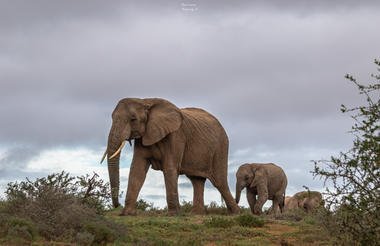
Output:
130,116,137,122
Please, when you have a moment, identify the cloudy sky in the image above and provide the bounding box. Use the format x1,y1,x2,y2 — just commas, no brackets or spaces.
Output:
1,0,379,208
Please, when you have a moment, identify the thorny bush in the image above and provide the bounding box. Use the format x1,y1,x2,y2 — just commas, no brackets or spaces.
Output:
313,59,380,245
1,171,127,243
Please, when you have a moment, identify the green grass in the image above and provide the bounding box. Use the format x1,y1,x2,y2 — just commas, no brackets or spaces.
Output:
0,205,332,245
105,207,332,246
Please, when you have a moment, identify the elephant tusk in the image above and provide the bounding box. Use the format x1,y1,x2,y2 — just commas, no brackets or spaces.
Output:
109,140,126,160
100,149,107,164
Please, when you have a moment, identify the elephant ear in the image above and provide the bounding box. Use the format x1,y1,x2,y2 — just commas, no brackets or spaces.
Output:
142,98,183,146
249,166,266,189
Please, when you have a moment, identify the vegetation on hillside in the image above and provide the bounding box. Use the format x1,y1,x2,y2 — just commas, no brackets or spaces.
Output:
0,172,330,245
0,171,127,245
313,59,380,245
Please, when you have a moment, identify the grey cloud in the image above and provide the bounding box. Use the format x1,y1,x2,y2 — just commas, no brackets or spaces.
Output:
142,194,166,200
178,182,192,189
0,146,40,174
2,8,376,149
178,179,215,190
1,0,379,200
1,1,379,29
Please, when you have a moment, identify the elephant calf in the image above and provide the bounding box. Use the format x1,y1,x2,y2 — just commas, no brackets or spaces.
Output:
235,163,287,215
285,191,323,212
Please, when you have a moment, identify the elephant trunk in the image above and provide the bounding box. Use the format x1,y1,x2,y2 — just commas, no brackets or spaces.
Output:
107,123,131,208
235,182,243,204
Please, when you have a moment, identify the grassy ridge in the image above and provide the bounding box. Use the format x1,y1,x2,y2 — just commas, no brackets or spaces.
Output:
106,207,332,246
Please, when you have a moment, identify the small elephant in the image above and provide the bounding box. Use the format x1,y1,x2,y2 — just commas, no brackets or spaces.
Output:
101,98,240,216
285,191,323,212
235,163,287,215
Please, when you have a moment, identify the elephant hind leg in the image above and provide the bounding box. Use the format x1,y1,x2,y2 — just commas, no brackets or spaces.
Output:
211,179,240,214
187,175,206,214
271,196,282,215
210,156,240,214
278,194,285,213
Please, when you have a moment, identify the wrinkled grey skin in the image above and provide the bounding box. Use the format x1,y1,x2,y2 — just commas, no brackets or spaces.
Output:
235,163,287,215
285,191,323,212
104,98,240,216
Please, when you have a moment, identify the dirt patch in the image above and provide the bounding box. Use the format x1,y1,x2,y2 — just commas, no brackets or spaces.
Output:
259,223,297,235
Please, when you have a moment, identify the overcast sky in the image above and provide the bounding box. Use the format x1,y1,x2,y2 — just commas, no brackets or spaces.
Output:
1,0,379,208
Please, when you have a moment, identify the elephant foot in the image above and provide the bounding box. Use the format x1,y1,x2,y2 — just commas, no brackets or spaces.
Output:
166,208,180,216
191,206,206,215
120,207,137,216
228,205,241,215
253,205,263,215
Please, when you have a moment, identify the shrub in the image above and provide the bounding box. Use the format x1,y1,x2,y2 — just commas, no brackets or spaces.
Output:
180,199,193,213
206,201,229,215
6,225,33,242
0,213,11,237
5,171,112,215
313,59,380,245
204,216,235,228
76,231,95,246
83,221,116,244
7,217,37,240
235,213,265,227
136,198,154,211
2,171,128,243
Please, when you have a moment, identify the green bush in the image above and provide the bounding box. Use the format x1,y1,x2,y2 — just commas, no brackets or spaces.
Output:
180,199,193,213
6,225,33,242
7,217,37,240
76,231,95,245
204,216,235,228
83,221,116,244
313,59,380,245
0,213,11,237
2,171,128,243
206,201,229,215
136,198,154,211
235,213,265,227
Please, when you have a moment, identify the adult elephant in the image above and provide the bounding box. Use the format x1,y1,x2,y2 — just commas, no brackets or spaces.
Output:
101,98,240,216
285,191,323,212
235,163,287,215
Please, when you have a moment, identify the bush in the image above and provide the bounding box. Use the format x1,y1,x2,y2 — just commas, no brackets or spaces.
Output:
2,171,128,243
0,213,11,237
76,231,95,246
83,222,116,244
136,198,154,211
206,201,229,215
313,59,380,245
180,200,193,213
7,217,37,240
7,225,33,242
235,213,265,227
204,216,235,228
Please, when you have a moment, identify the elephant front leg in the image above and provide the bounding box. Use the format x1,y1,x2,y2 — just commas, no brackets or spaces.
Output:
122,157,150,216
246,189,257,215
254,184,268,215
163,167,180,215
